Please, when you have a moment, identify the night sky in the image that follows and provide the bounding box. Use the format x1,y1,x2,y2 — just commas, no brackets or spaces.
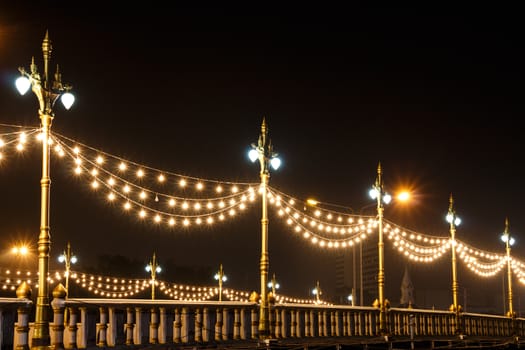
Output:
1,4,524,304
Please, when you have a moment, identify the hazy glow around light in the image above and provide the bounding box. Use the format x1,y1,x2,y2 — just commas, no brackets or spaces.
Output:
270,157,281,170
61,92,75,110
397,191,411,201
15,76,30,95
248,149,259,162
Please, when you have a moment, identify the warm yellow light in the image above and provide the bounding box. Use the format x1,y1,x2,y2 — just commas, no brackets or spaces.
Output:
96,156,104,164
137,169,144,177
307,199,318,206
169,199,176,207
118,162,127,171
158,174,165,182
397,191,411,202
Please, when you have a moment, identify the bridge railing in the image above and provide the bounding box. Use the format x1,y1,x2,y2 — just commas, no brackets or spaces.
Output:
4,292,525,349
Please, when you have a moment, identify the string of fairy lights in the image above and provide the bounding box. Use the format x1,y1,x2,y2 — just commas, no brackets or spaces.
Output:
0,267,322,304
0,124,524,300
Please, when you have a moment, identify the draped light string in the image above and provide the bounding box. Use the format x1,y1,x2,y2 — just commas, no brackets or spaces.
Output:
454,240,507,277
268,187,376,248
0,268,35,291
50,133,260,228
2,126,525,289
0,125,40,161
510,257,525,284
383,220,451,262
60,270,321,303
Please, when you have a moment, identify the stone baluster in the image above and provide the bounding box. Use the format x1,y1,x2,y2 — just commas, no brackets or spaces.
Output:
181,307,190,343
173,308,181,343
96,307,108,347
215,308,223,341
50,284,66,350
149,307,159,344
14,282,32,350
250,308,258,339
125,307,134,345
202,308,210,342
222,308,230,340
133,307,143,345
194,308,202,342
158,307,167,344
233,308,240,340
65,307,78,349
107,307,116,346
77,307,88,349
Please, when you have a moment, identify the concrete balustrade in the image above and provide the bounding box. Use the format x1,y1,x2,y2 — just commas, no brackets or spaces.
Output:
3,292,525,349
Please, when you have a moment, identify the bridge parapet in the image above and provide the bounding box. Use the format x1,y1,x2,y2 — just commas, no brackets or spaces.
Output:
4,296,525,349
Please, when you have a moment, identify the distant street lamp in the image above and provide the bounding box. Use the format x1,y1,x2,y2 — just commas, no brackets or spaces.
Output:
347,294,354,306
446,194,461,315
369,163,391,335
11,245,30,256
248,118,281,338
15,31,75,348
267,273,280,296
145,253,161,300
214,264,227,302
57,242,77,297
312,280,322,304
500,218,515,317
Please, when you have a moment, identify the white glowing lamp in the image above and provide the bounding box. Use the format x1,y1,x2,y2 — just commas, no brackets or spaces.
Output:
61,92,75,110
501,234,516,246
446,213,461,226
15,76,31,95
270,157,281,170
369,188,378,199
248,149,259,162
214,273,227,282
145,265,161,273
267,281,280,289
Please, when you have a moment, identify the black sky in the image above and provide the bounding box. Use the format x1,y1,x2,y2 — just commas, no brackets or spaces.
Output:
0,3,524,303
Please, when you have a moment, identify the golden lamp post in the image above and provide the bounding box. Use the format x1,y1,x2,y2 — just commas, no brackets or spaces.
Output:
368,163,392,335
15,31,75,348
267,273,280,296
145,252,162,300
58,242,77,297
312,280,322,304
214,264,227,301
446,194,461,314
500,217,515,317
248,118,281,338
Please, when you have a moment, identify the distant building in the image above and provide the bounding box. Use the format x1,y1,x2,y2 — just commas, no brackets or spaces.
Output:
399,265,415,307
334,239,377,306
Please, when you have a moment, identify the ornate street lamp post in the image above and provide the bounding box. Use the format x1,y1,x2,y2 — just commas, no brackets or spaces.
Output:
500,217,515,317
214,264,227,302
145,252,161,300
312,280,322,304
369,163,392,335
267,273,280,296
248,118,281,338
15,31,75,348
446,194,462,314
58,242,77,297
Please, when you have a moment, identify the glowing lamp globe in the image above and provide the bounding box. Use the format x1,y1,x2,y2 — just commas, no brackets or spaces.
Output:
248,149,259,162
61,92,75,110
270,157,281,170
15,76,31,95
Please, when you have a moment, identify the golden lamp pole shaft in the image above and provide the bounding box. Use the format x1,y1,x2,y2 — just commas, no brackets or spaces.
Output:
375,163,387,335
34,33,54,349
503,218,514,316
257,119,270,338
449,195,459,313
